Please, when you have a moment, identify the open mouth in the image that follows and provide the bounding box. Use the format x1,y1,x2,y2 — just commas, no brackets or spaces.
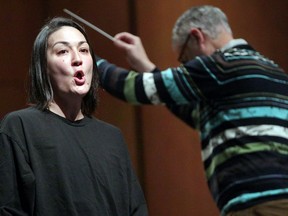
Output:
74,71,84,80
73,70,86,86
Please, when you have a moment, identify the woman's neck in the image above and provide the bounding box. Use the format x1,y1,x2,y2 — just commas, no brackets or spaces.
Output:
48,99,84,121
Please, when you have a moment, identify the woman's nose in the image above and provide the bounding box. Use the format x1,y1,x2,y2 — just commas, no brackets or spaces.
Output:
72,51,82,66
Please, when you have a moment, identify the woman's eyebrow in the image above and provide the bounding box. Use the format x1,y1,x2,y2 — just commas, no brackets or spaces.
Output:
51,41,88,48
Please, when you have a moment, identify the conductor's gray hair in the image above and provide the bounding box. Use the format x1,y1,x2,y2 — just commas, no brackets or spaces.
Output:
172,5,232,47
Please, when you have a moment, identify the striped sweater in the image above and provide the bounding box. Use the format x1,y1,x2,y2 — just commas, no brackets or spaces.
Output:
97,40,288,215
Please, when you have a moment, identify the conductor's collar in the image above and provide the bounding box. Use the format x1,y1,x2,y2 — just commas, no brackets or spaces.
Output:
220,39,248,52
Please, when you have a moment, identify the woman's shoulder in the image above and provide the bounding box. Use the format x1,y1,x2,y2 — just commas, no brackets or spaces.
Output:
2,107,40,121
89,116,123,135
90,116,119,129
1,107,43,129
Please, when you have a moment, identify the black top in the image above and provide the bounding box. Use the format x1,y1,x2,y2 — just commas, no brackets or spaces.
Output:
0,107,147,216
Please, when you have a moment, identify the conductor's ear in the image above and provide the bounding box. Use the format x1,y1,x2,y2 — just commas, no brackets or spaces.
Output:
190,28,205,44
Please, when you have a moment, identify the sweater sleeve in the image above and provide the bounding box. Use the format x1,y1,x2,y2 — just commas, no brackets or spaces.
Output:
0,118,35,215
96,57,202,129
96,57,204,106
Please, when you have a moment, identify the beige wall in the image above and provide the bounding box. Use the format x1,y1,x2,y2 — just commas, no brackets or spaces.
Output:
1,1,287,215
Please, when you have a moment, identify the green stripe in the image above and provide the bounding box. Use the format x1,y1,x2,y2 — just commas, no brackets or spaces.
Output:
206,142,288,179
124,72,139,104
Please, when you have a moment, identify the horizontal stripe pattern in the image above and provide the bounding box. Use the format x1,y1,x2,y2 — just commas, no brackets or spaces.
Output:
221,188,288,215
202,124,288,162
201,106,288,140
205,140,288,180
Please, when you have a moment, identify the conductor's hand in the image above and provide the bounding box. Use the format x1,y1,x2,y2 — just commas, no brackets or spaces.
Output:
113,32,156,72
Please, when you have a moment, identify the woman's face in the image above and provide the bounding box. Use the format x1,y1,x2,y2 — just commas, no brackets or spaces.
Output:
46,26,93,100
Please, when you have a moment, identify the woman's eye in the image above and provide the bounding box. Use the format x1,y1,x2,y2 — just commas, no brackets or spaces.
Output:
57,50,68,55
80,48,89,53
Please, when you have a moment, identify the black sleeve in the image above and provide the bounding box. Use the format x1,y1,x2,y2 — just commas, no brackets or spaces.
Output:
120,135,148,216
0,119,35,215
128,168,148,216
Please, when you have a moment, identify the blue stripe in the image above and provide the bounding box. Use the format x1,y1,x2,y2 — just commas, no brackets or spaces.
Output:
216,175,288,203
221,188,288,215
202,106,288,139
237,96,288,105
96,59,105,66
161,68,189,104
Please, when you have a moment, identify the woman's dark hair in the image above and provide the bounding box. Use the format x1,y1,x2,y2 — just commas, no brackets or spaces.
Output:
28,17,99,116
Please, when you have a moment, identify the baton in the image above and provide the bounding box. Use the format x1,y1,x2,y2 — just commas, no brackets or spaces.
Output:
63,8,115,41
